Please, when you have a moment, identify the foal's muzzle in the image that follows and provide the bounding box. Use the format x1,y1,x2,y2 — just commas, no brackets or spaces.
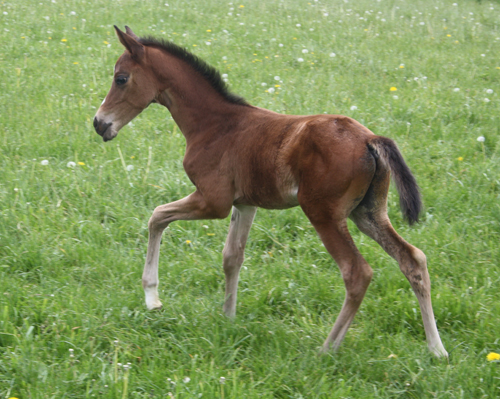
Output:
93,117,113,141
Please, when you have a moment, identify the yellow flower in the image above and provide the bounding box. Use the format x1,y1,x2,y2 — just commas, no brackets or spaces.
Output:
207,233,215,236
275,85,281,87
186,240,191,244
78,162,85,166
103,41,109,45
447,34,451,37
61,38,67,42
457,157,463,161
387,354,397,359
487,352,500,361
239,4,244,7
390,87,397,91
399,64,404,69
73,62,78,65
206,29,211,32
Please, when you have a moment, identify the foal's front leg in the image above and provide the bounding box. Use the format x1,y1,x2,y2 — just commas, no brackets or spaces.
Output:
222,205,257,317
143,191,229,310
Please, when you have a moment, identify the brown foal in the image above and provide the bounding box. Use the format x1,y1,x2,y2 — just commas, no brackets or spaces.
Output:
94,26,447,357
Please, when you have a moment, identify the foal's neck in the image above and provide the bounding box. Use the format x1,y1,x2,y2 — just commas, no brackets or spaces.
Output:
151,50,249,141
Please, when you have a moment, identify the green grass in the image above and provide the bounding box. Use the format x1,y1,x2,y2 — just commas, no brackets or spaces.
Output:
1,0,500,397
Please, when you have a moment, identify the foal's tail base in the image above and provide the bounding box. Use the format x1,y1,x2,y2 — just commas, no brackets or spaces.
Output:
367,136,422,224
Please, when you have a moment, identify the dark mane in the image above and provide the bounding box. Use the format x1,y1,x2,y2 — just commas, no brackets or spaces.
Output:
139,36,249,107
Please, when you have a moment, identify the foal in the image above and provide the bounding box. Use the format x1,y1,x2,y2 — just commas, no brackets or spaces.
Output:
94,26,448,357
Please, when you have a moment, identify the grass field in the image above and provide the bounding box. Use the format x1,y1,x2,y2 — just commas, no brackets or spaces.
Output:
1,0,500,397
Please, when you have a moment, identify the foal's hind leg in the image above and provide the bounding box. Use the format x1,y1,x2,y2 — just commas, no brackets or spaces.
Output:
351,208,448,357
302,207,374,352
222,205,257,317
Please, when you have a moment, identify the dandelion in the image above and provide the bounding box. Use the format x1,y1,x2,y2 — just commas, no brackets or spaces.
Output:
103,41,109,45
486,89,493,94
390,87,397,91
274,75,280,81
399,64,404,68
350,105,358,111
206,29,212,32
186,240,191,244
61,38,67,42
126,165,134,171
457,156,463,161
477,136,485,142
302,49,308,54
220,376,226,384
267,87,275,93
329,52,336,57
78,161,85,166
41,160,49,165
453,88,460,92
183,376,191,383
67,161,76,168
484,98,490,102
297,57,304,62
487,352,500,361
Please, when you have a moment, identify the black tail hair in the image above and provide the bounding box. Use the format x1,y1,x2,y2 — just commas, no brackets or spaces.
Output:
367,136,422,224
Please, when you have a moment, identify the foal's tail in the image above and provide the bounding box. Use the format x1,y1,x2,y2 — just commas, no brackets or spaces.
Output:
367,136,422,225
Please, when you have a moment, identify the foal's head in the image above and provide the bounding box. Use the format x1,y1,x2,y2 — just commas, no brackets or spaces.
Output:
93,26,157,142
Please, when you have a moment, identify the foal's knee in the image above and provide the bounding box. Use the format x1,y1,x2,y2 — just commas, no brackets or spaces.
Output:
222,246,244,272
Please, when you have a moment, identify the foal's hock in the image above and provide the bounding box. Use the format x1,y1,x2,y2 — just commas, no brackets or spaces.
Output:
94,26,448,357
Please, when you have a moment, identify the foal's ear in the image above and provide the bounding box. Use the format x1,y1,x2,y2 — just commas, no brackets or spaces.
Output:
114,25,144,61
125,26,140,40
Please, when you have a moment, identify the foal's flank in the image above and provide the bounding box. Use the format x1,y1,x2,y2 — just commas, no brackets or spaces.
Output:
93,26,448,357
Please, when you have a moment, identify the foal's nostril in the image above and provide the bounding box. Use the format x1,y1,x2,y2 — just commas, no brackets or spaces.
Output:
93,117,98,130
93,117,112,136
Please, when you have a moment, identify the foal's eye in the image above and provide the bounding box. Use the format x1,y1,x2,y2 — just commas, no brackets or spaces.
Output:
115,76,128,86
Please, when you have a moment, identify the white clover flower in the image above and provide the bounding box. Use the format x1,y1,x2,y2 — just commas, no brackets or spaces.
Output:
220,376,226,384
268,87,275,93
261,82,267,86
323,13,329,17
484,98,490,102
419,22,425,25
41,160,49,165
67,161,76,168
350,105,358,111
279,43,283,47
274,76,280,81
205,41,211,45
69,11,76,16
14,188,19,192
222,73,228,78
296,23,301,27
481,54,485,57
393,95,399,99
477,136,485,142
302,49,309,54
183,377,191,383
329,52,336,57
486,89,493,94
453,88,460,92
297,57,304,62
126,165,134,171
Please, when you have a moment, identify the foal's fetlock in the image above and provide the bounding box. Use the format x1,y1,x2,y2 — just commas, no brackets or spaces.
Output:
144,285,163,310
